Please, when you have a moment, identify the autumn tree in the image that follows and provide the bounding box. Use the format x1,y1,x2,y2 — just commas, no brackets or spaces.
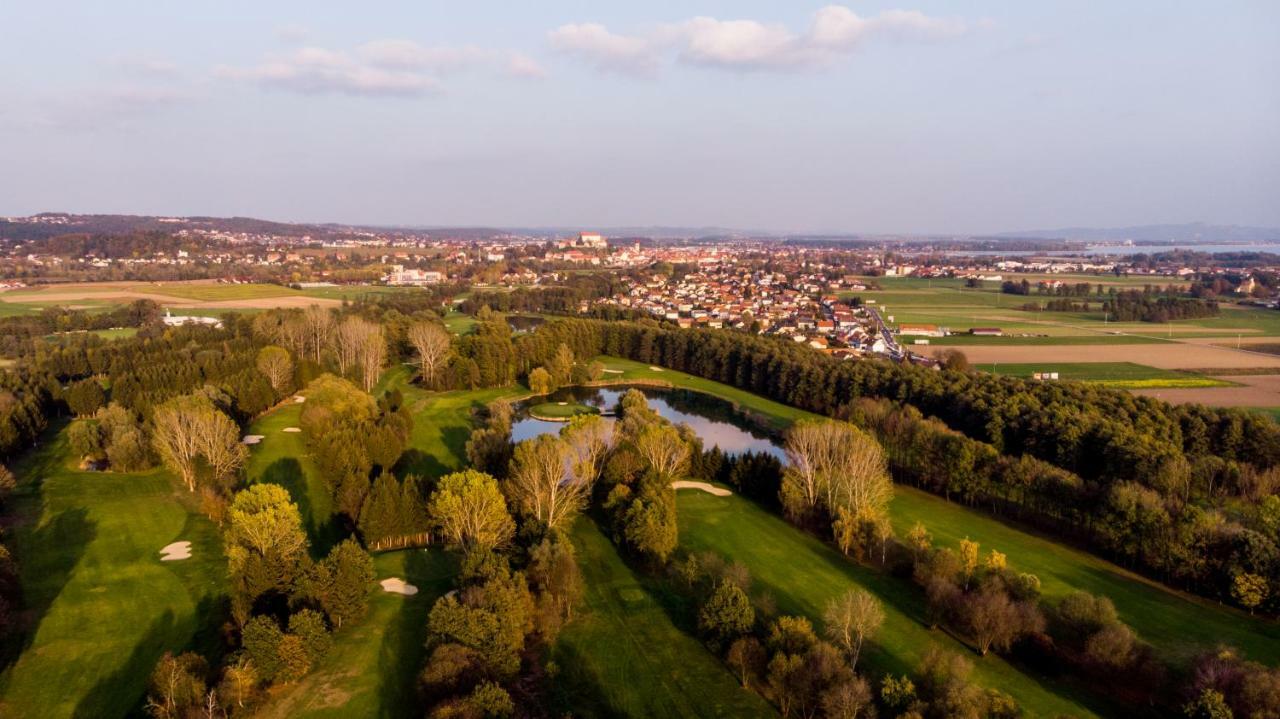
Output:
634,423,690,480
407,320,452,388
226,484,309,624
151,392,246,493
256,346,294,394
823,589,883,671
145,651,208,719
302,305,334,364
428,470,515,550
505,435,584,531
336,316,386,392
527,367,552,395
727,636,766,688
781,419,891,525
698,578,755,645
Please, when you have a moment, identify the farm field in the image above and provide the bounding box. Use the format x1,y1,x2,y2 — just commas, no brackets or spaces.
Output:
0,427,226,719
839,276,1280,344
1,281,341,311
924,342,1280,371
1131,373,1280,408
676,489,1111,718
981,362,1233,388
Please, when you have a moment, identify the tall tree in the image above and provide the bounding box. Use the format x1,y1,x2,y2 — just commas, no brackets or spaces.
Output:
407,321,452,388
506,435,583,531
151,392,245,492
256,346,294,394
823,589,884,671
428,470,516,550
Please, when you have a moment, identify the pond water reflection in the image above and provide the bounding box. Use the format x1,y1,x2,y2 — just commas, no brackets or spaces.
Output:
512,386,785,461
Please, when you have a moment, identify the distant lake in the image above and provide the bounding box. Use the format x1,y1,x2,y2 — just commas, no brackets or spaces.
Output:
512,385,785,461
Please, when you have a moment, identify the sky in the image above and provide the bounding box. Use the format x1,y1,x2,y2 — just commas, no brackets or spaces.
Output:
1,1,1277,235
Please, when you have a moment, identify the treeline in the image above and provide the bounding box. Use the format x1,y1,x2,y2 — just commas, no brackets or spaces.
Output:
1103,289,1219,322
458,274,625,315
0,300,163,357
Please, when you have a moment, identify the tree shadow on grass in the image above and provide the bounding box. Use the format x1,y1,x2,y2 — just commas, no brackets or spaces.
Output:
375,550,456,719
544,641,623,719
70,609,176,719
393,449,448,483
258,457,342,556
0,507,96,675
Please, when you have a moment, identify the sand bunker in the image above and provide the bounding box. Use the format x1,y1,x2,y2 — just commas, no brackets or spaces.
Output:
282,427,301,433
242,435,264,445
671,480,733,497
649,366,665,372
160,541,192,561
602,369,624,374
380,577,418,595
294,396,306,403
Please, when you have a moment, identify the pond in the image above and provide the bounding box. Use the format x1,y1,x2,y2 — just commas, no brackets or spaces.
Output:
512,385,786,461
505,314,545,334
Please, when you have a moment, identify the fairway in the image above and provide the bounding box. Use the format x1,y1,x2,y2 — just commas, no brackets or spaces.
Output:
551,518,777,718
252,550,456,719
889,487,1280,666
677,490,1112,718
0,427,226,718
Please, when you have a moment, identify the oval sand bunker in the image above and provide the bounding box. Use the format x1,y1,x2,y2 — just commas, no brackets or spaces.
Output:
380,577,418,595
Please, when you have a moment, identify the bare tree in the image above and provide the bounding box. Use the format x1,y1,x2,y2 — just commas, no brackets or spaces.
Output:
506,435,584,530
407,321,452,387
634,423,689,480
823,589,884,671
782,419,892,521
561,414,615,486
152,393,245,493
302,305,334,364
256,345,294,393
336,316,386,391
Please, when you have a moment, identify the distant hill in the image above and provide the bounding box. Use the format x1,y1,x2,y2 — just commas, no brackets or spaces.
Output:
998,223,1280,244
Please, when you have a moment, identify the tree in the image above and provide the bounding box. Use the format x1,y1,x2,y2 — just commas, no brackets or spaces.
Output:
823,589,883,670
781,419,891,523
310,538,374,628
505,435,583,531
242,615,286,681
302,305,334,364
288,608,332,663
337,316,386,392
958,537,979,589
226,484,309,623
546,343,575,388
967,587,1022,656
634,423,690,480
428,470,516,550
256,346,294,394
561,413,614,487
938,348,970,372
467,680,515,718
152,392,246,492
216,659,258,712
622,492,678,564
68,420,105,462
407,321,452,388
65,378,105,418
527,367,552,395
727,636,765,688
698,578,755,644
1231,572,1268,614
527,536,583,633
821,677,874,719
146,651,208,719
1184,689,1233,719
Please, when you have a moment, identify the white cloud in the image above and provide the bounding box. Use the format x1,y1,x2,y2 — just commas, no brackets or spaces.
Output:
550,5,979,74
218,40,543,97
547,23,661,75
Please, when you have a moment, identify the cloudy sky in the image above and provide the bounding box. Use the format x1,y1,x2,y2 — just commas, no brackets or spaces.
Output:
1,1,1277,234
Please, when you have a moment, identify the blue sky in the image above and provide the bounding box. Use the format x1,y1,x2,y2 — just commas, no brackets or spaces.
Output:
1,1,1277,234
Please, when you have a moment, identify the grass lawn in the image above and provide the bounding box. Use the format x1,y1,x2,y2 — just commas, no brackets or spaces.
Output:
44,327,140,342
0,426,226,718
677,490,1113,718
252,549,456,719
889,487,1280,666
551,517,777,718
246,403,342,554
0,299,43,317
442,311,477,336
527,401,599,420
981,362,1235,389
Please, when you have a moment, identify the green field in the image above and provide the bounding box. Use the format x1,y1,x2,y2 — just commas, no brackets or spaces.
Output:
677,489,1112,717
552,518,777,718
982,362,1235,389
0,426,226,718
44,327,140,342
246,404,342,553
442,311,477,336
